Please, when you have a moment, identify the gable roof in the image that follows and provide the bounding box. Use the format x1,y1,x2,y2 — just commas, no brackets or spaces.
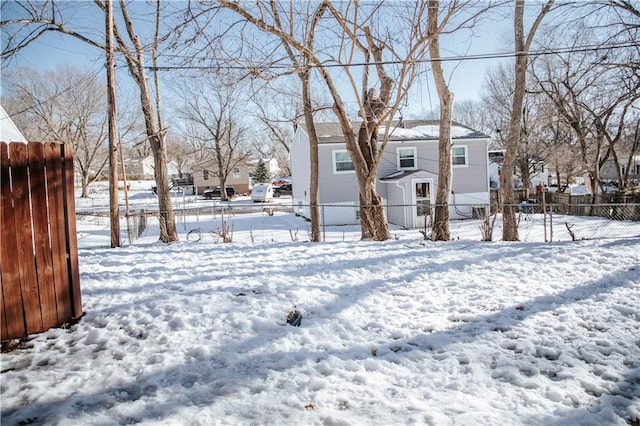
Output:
302,120,489,144
379,169,433,182
0,105,27,143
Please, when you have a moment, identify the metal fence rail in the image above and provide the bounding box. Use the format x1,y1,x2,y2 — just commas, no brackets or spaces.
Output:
74,202,640,248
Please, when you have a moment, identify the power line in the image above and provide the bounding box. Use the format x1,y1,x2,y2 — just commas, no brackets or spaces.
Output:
144,42,639,72
2,67,103,119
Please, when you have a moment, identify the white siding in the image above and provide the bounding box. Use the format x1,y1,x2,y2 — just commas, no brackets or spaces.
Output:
290,128,311,209
0,105,27,143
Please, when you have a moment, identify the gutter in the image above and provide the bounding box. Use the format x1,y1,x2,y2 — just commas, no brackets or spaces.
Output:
395,180,408,228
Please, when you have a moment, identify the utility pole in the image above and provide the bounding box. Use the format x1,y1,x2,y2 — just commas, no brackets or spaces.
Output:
106,0,120,247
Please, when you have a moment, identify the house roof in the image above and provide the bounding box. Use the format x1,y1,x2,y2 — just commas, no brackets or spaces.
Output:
0,105,27,143
303,120,490,144
379,169,433,182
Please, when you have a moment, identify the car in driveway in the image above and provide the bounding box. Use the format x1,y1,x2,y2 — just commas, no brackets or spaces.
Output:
203,187,235,199
273,183,292,197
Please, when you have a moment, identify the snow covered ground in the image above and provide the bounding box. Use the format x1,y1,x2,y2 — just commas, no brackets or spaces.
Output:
1,185,639,425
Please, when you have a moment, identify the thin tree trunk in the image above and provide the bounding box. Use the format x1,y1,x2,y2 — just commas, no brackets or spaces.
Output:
429,0,453,242
81,173,90,198
501,0,553,241
301,70,322,242
106,0,120,248
120,0,177,243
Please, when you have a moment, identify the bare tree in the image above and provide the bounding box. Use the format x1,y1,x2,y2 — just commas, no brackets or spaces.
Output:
250,78,334,179
500,0,554,242
3,66,111,198
532,25,640,193
1,0,179,242
452,99,493,137
180,72,252,201
428,0,455,241
214,1,443,241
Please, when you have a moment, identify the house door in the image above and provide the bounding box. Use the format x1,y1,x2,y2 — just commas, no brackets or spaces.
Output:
413,181,432,229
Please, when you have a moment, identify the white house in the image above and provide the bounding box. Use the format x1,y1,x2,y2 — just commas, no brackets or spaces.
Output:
126,156,179,180
0,105,27,143
290,120,492,228
488,150,550,189
247,158,280,179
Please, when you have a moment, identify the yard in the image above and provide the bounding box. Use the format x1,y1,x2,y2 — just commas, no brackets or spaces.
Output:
1,205,639,425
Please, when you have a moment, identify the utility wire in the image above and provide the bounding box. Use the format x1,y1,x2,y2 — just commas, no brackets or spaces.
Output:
2,67,103,119
144,42,638,71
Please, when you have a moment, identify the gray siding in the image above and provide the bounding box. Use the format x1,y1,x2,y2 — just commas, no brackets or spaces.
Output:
451,140,489,194
292,125,490,221
318,144,360,204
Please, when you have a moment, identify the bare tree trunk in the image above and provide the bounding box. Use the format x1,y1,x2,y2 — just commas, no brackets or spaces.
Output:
429,0,453,242
501,0,553,241
106,0,120,248
81,174,91,198
358,177,389,241
301,70,322,242
120,0,177,243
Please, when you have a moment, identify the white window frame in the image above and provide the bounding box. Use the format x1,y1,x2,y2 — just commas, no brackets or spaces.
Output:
397,146,417,170
452,145,468,167
332,150,355,174
233,167,241,178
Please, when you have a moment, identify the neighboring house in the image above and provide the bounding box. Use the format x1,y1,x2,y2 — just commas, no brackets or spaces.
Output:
126,156,179,180
247,158,280,179
290,120,492,228
600,155,640,185
0,105,27,143
192,160,251,195
488,150,549,189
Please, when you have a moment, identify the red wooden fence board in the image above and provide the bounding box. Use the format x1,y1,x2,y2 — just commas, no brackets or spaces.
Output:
28,142,59,328
45,142,71,322
0,141,82,341
9,143,44,334
1,143,26,340
62,144,82,319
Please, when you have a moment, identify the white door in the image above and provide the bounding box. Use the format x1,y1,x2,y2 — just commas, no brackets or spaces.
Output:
413,181,432,229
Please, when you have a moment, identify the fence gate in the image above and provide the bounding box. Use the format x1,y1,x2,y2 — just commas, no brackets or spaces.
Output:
1,142,82,341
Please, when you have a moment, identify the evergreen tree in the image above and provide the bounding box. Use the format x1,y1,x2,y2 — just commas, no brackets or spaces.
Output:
251,159,271,183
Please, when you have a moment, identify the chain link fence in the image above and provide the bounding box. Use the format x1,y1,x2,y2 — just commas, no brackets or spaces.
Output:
75,201,640,249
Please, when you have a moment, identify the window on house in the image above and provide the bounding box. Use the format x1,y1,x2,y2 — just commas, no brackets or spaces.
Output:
452,146,468,166
233,167,240,178
203,170,209,180
397,147,417,170
333,150,355,173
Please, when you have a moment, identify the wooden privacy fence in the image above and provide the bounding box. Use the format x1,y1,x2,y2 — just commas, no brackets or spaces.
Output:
1,142,82,341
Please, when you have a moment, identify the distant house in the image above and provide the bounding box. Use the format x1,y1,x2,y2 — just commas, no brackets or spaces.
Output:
0,105,27,143
191,160,252,195
290,120,492,228
600,155,640,186
488,150,549,189
126,156,179,180
247,158,281,179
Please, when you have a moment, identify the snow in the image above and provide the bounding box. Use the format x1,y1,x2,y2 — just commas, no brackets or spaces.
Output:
2,186,640,425
382,124,478,139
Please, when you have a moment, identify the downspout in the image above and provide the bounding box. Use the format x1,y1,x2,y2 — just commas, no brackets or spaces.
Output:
395,181,408,228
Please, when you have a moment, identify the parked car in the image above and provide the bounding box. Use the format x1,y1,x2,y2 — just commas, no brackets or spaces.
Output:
251,183,274,202
546,184,569,193
203,187,235,199
273,183,292,197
